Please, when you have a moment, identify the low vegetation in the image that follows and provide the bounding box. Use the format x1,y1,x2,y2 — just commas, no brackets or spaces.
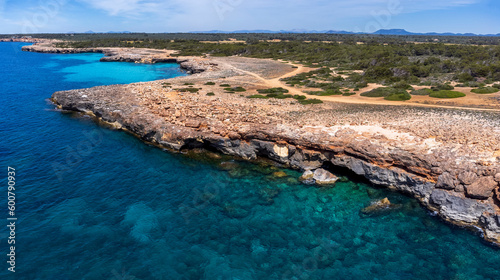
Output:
224,87,247,92
361,87,411,101
471,87,499,94
176,88,199,93
257,87,289,94
248,89,321,105
429,90,466,98
410,88,433,95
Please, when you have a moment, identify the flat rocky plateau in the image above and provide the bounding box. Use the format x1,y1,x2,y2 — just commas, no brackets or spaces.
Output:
23,43,500,245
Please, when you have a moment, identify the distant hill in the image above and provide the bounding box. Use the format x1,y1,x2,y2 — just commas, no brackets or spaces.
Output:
188,28,500,37
68,29,500,36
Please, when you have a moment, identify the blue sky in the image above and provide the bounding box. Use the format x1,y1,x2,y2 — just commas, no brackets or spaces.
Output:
0,0,498,34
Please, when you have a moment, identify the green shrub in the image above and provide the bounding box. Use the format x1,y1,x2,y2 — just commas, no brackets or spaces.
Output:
220,84,231,87
392,82,414,90
342,92,356,96
456,72,474,83
361,87,411,101
431,84,454,91
429,90,466,98
493,84,500,89
204,82,216,85
355,82,368,88
184,82,194,85
206,92,215,96
257,87,289,94
177,88,199,93
247,94,269,99
224,87,246,92
267,93,293,99
385,92,412,101
461,81,485,87
293,95,307,100
311,89,342,96
410,88,433,95
471,87,499,94
299,99,323,105
361,87,397,97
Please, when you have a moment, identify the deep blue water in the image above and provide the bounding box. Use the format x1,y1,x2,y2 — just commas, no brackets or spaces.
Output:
0,42,499,280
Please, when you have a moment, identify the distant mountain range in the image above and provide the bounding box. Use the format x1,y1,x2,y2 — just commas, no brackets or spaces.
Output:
188,29,500,37
69,29,500,37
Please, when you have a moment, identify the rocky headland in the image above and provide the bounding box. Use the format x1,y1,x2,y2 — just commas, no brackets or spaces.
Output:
23,43,500,245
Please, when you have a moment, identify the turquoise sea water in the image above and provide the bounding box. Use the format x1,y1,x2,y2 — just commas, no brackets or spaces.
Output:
0,42,499,280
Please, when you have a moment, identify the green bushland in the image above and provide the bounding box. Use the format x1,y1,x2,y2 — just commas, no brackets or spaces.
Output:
410,88,433,95
429,90,466,98
206,92,215,96
224,87,246,92
471,87,499,94
204,82,216,85
493,84,500,89
257,87,289,94
177,88,199,93
220,84,231,87
54,35,500,87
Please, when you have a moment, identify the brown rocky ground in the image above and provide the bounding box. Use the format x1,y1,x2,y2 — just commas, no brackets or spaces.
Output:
22,43,500,245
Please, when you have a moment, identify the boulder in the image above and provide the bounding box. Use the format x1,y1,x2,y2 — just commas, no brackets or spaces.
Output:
465,176,497,200
299,170,315,184
436,172,456,190
313,168,338,185
494,173,500,183
458,171,478,185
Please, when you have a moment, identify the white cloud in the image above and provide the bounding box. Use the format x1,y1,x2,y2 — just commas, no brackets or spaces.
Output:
76,0,482,21
77,0,165,16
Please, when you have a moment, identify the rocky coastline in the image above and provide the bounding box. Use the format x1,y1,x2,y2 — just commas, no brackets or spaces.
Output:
23,43,500,245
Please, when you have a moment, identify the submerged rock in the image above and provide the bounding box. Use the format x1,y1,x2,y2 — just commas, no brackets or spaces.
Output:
272,171,288,178
219,161,239,171
361,198,398,215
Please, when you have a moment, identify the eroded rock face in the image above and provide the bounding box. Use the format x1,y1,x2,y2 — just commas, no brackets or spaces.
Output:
49,55,500,246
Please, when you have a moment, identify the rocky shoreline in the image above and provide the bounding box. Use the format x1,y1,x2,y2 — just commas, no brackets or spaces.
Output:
22,43,500,245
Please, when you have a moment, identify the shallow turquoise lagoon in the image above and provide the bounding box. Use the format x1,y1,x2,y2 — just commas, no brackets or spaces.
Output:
0,42,498,280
